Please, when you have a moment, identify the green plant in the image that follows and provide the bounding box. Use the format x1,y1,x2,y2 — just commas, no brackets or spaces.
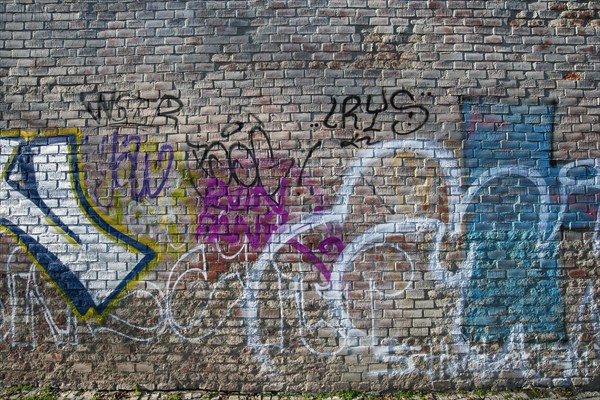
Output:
391,390,423,400
5,384,34,395
337,390,361,400
163,394,183,400
21,386,56,400
133,383,142,396
523,388,544,398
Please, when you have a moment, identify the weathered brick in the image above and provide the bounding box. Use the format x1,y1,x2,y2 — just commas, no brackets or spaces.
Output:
1,0,600,394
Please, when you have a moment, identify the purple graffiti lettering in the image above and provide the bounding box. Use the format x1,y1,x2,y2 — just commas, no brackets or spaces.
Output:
197,177,289,251
93,129,174,208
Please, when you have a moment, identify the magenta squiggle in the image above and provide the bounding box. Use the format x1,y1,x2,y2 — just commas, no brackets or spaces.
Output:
288,236,345,282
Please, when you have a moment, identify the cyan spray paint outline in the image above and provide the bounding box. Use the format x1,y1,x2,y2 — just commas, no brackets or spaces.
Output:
0,129,157,319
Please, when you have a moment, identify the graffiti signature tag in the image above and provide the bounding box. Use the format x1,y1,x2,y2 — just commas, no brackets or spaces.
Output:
323,89,430,147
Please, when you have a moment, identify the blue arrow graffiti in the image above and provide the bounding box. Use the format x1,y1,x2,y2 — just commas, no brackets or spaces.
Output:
0,130,156,318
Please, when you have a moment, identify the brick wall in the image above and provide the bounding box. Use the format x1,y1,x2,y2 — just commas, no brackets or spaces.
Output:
1,0,600,393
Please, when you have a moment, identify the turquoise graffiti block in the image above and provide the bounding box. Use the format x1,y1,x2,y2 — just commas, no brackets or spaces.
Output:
462,101,565,342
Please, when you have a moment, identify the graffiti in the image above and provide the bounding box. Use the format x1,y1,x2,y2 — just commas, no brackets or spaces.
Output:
6,245,600,386
297,140,322,186
323,89,431,145
124,197,192,252
0,244,244,345
187,116,295,252
12,278,597,386
0,248,79,349
461,102,593,342
4,101,600,387
288,235,345,283
80,92,183,126
91,128,175,209
244,139,462,370
197,177,289,251
0,129,157,318
186,118,292,200
164,244,244,342
243,98,600,376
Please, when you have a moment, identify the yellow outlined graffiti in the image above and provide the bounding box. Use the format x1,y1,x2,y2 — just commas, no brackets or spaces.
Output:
0,129,157,320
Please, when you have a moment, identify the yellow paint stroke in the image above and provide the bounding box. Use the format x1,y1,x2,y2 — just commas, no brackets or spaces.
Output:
0,128,159,321
391,152,449,222
44,216,80,246
416,175,432,212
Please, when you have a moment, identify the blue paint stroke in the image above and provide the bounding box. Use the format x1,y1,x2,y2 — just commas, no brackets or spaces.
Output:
0,133,156,317
462,102,565,342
